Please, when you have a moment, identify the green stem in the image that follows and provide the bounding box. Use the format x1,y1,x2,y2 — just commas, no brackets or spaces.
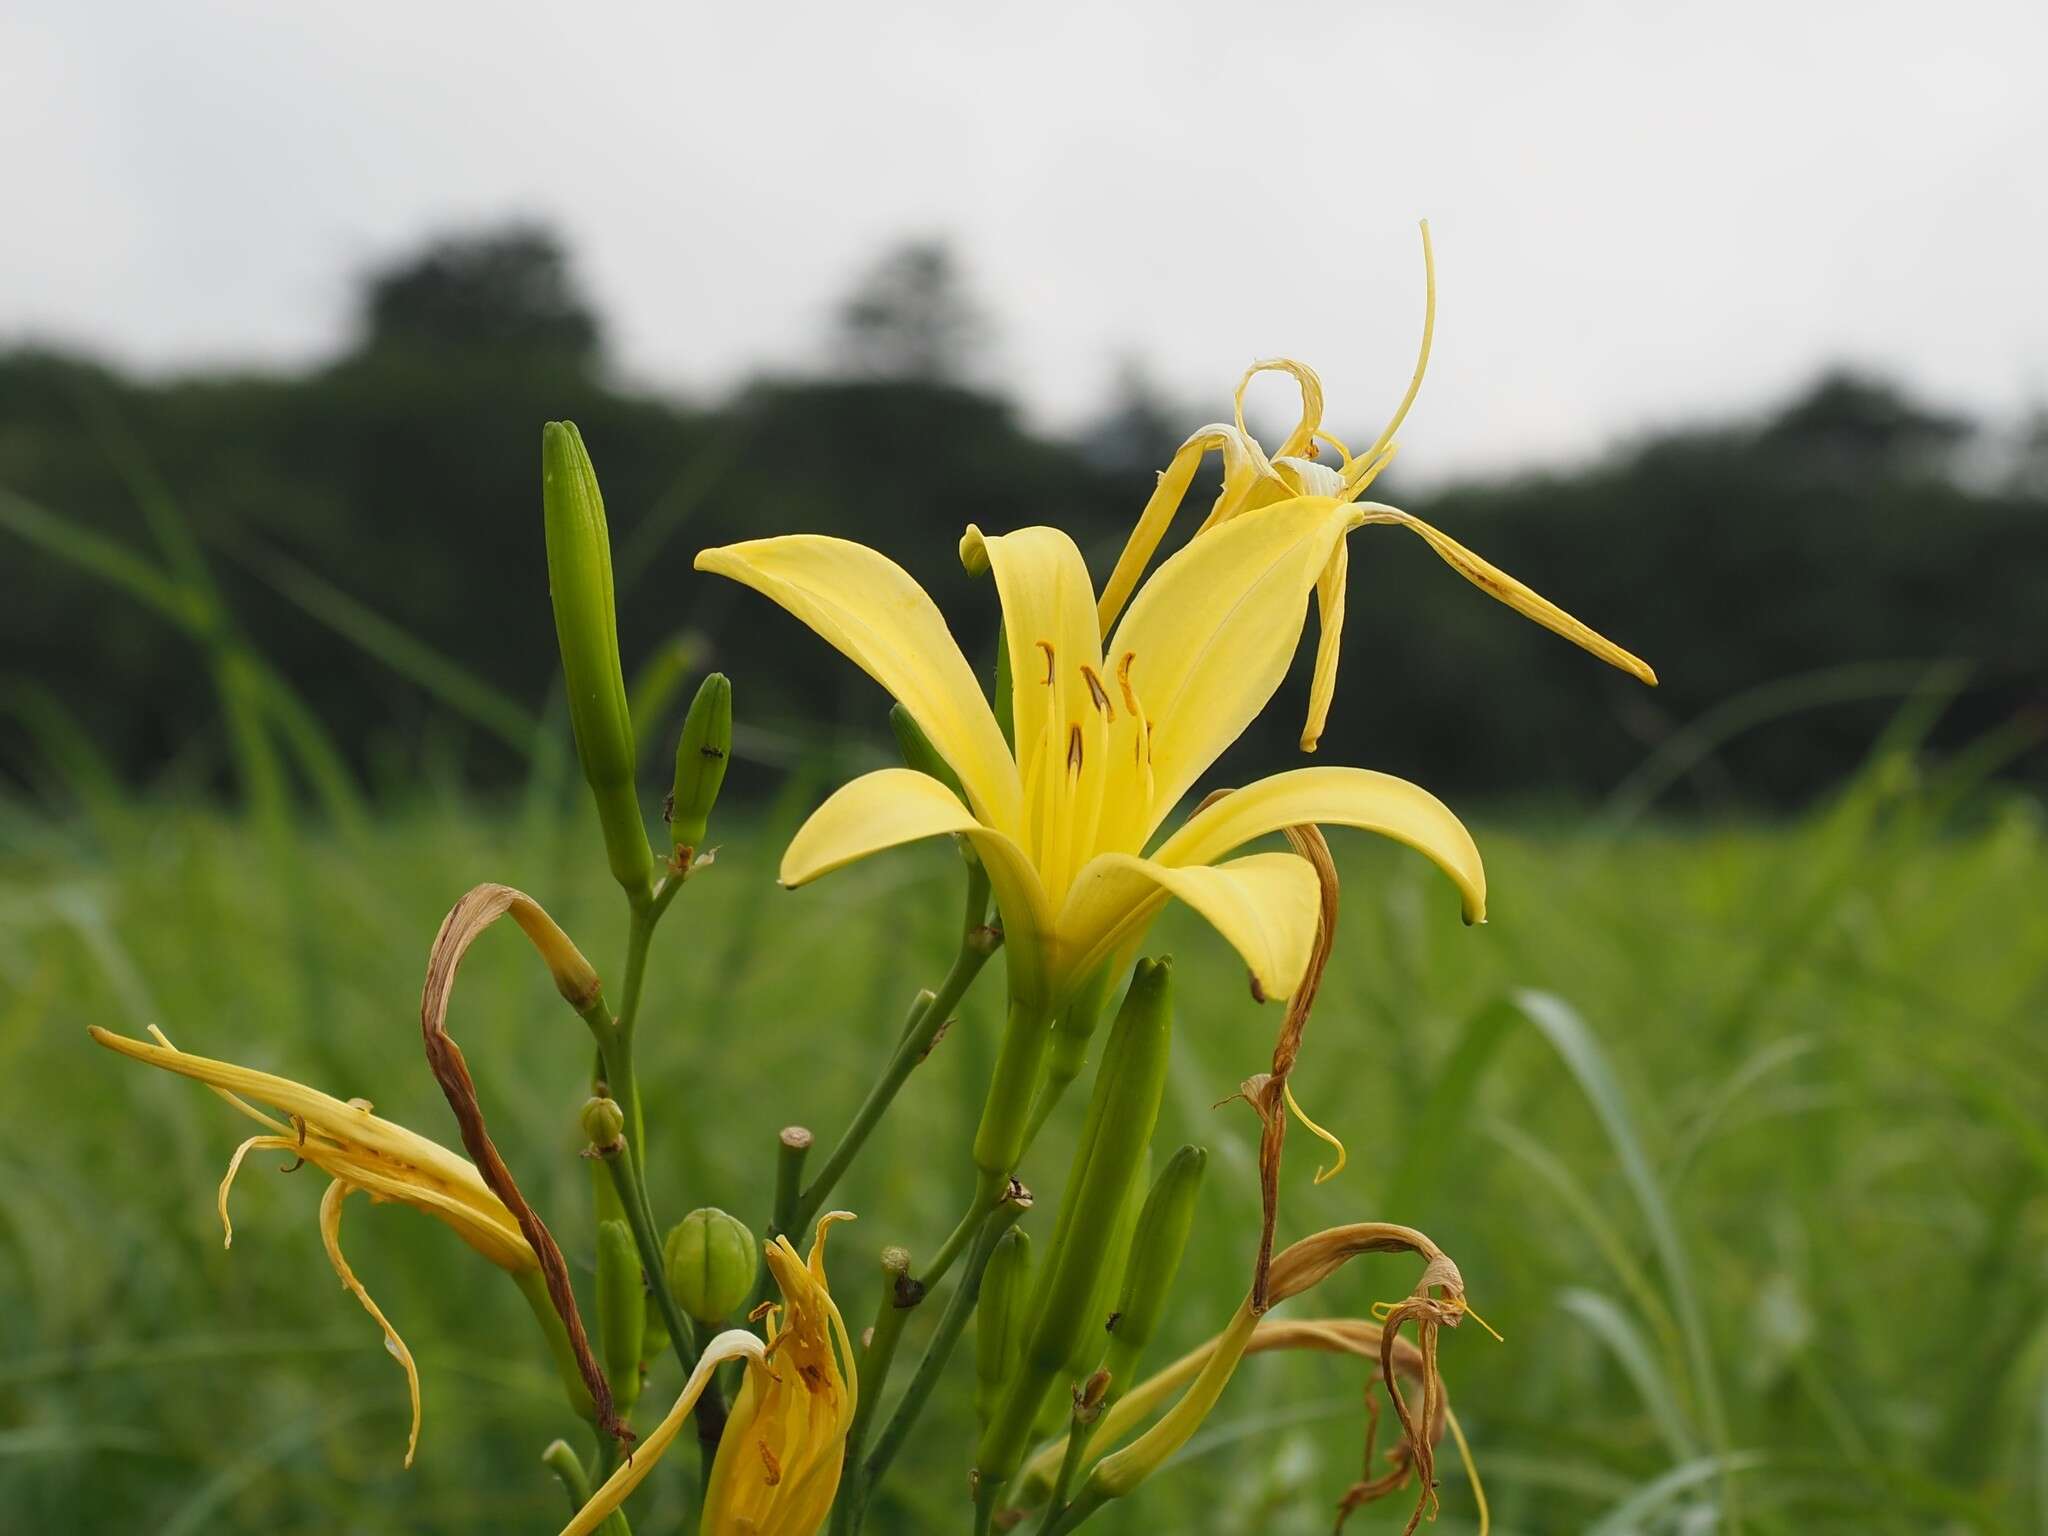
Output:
923,1190,999,1291
795,866,996,1233
515,1267,597,1424
972,993,1057,1205
771,1125,814,1245
600,1143,728,1467
590,1424,635,1536
1039,1413,1101,1530
834,1248,919,1532
541,1438,594,1515
847,1196,1030,1535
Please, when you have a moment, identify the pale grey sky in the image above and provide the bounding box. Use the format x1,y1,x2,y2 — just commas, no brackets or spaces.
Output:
5,0,2043,474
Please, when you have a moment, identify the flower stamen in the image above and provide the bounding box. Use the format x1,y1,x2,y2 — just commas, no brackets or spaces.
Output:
1080,664,1115,720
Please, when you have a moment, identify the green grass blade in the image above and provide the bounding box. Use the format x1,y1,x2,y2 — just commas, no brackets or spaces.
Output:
1504,989,1736,1517
625,631,708,770
0,486,195,627
234,545,538,752
1584,1451,1768,1536
1557,1287,1699,1462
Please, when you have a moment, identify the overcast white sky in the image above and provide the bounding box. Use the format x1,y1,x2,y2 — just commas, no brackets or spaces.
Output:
5,0,2044,475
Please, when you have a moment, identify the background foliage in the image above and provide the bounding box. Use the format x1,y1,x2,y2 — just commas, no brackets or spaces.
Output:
3,225,2042,808
2,224,2044,1534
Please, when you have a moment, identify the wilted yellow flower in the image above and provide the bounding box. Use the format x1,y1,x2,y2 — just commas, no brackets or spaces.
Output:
702,1213,860,1536
555,1213,858,1536
1026,1221,1485,1536
90,1025,540,1467
1097,223,1657,754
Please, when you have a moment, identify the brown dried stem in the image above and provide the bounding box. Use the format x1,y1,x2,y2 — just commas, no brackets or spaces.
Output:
1247,822,1340,1312
420,883,629,1447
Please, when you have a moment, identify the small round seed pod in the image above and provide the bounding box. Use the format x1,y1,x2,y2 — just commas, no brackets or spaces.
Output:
663,1207,760,1326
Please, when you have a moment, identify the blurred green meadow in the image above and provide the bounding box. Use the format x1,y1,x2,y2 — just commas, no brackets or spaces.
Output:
3,697,2043,1534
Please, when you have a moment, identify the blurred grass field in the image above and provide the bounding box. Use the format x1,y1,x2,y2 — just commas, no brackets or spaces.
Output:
3,706,2043,1534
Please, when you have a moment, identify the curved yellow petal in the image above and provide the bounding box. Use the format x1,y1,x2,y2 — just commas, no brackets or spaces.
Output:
1354,505,1657,686
1095,424,1277,633
780,768,1056,1006
558,1328,770,1536
696,536,1024,834
1154,765,1486,924
1234,358,1326,464
1302,536,1348,753
319,1179,422,1468
88,1027,504,1212
1108,498,1363,830
1054,851,1320,1004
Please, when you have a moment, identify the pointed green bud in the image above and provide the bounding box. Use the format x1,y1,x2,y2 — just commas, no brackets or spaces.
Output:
890,702,965,802
595,1218,645,1415
976,1227,1032,1431
1099,1144,1206,1408
580,1095,626,1154
639,1281,672,1365
992,621,1014,752
975,957,1174,1495
542,421,652,898
666,671,732,870
663,1206,758,1326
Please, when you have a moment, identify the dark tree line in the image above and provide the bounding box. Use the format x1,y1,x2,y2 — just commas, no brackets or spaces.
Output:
1,225,2040,810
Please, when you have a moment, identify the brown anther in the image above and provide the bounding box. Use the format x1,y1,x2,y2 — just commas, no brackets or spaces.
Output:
1080,665,1115,720
1066,723,1084,775
1036,640,1056,685
757,1438,782,1485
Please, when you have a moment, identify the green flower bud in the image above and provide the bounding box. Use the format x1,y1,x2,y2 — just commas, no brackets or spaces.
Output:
975,1227,1032,1431
974,957,1173,1497
542,421,652,898
992,621,1014,751
663,1207,759,1326
1100,1144,1206,1406
595,1218,645,1415
1036,1146,1149,1440
889,702,965,802
666,671,731,869
581,1095,626,1153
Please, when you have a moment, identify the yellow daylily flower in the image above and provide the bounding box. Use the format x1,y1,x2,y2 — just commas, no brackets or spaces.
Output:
91,1025,540,1467
1097,222,1656,754
556,1213,858,1536
697,500,1488,1011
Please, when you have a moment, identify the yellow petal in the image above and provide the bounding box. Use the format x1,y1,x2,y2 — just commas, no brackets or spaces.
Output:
961,524,1102,753
90,1027,499,1206
1108,498,1363,831
1233,358,1326,464
780,768,1056,1006
1155,765,1486,924
1302,537,1348,753
1095,424,1277,633
92,1027,534,1272
319,1179,422,1468
1354,505,1657,686
217,1134,297,1249
696,536,1024,835
558,1328,770,1536
1054,851,1320,1004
